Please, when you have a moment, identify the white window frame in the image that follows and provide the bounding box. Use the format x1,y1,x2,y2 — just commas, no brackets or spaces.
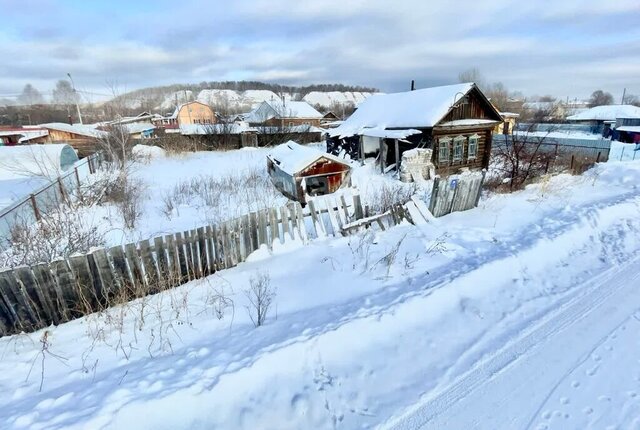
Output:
438,137,451,164
468,134,479,160
453,135,465,162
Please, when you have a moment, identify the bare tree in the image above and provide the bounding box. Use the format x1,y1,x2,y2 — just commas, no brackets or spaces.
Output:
588,90,614,108
458,68,486,89
18,84,44,106
491,124,556,191
244,272,276,327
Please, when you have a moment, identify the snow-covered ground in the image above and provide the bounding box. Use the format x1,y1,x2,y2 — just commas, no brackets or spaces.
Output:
1,152,640,429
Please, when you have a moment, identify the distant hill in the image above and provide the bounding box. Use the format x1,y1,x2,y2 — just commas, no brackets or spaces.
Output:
109,81,379,114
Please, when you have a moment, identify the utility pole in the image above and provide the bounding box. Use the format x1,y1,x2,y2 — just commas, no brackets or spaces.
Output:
621,88,627,105
67,73,83,124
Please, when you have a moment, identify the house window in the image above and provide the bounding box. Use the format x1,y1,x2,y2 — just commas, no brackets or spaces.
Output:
438,138,451,163
468,134,479,160
453,136,465,161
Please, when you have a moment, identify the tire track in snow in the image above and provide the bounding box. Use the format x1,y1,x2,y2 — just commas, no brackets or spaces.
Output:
381,256,640,430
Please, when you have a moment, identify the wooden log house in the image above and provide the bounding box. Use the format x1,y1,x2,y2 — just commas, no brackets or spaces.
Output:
327,83,503,178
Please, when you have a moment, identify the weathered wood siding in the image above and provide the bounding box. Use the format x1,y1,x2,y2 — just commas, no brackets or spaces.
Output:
431,127,493,176
440,87,503,123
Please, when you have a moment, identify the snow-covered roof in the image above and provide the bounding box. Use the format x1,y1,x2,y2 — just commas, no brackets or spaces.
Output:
267,141,349,175
245,100,323,123
499,112,520,118
39,123,108,139
329,83,480,137
567,105,640,121
168,101,211,119
122,122,156,134
617,126,640,133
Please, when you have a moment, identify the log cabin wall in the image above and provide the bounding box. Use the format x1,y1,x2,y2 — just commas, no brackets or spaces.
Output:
431,127,493,176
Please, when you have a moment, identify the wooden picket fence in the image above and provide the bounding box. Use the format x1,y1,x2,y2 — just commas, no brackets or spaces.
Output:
0,194,412,337
428,171,486,218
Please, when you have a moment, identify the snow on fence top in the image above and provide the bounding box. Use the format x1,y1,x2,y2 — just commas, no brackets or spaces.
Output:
0,144,79,180
267,141,348,175
329,82,475,138
567,105,640,121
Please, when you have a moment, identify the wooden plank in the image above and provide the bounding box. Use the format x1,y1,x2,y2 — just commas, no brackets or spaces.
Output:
326,197,343,235
257,210,268,247
90,248,116,303
183,230,195,280
164,234,180,281
0,269,37,331
197,227,208,276
50,259,80,319
154,236,170,281
288,205,298,241
174,232,189,280
0,271,21,332
205,226,216,274
280,206,290,242
318,199,334,236
213,224,225,270
271,207,284,245
233,218,243,264
353,195,364,220
295,202,308,242
68,254,98,312
87,249,114,307
124,242,145,287
241,215,251,261
139,239,158,288
307,200,322,236
13,266,52,325
249,212,259,251
340,195,350,222
221,222,233,268
108,245,131,292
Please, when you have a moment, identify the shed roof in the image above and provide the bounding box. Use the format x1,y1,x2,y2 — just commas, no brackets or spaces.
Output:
245,100,323,123
567,105,640,121
329,83,494,138
267,141,350,175
617,126,640,133
40,122,108,138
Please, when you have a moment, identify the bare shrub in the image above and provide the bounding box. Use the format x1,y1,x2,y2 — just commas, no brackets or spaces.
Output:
0,206,106,267
103,176,145,229
373,234,407,278
244,272,276,327
165,167,282,224
491,124,556,191
158,133,202,156
365,182,417,214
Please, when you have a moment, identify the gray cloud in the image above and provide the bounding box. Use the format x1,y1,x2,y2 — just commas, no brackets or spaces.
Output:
0,0,638,101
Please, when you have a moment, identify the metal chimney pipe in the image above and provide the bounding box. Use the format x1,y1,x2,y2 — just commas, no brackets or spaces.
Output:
411,80,415,91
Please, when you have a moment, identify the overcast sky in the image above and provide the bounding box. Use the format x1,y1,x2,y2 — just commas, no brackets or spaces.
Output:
1,0,639,102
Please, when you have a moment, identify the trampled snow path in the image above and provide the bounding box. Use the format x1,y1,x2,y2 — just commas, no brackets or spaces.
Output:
383,256,640,429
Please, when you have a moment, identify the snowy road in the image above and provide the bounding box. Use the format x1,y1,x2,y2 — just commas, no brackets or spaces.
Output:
385,258,640,430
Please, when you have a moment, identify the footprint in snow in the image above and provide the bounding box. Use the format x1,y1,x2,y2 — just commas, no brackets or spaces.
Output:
572,380,580,388
560,397,570,405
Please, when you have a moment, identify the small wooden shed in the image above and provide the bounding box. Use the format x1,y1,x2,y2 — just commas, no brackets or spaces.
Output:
267,141,351,204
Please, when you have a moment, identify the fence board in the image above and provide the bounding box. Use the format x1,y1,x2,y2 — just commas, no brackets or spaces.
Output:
50,259,80,318
68,255,98,311
204,226,215,274
154,236,170,280
0,270,36,330
14,266,53,325
174,232,189,280
125,243,145,286
87,249,109,304
249,212,258,251
109,245,131,290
